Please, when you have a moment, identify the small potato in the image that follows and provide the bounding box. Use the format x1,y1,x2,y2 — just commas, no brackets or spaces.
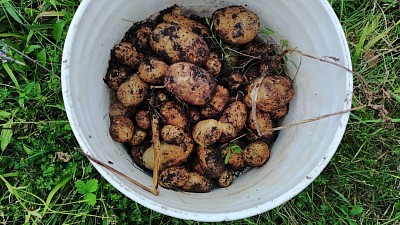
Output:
156,91,169,103
197,146,226,179
113,42,144,67
228,72,243,90
109,102,133,118
218,169,234,188
135,110,151,130
136,26,152,48
150,23,210,65
206,52,222,76
109,116,134,143
248,110,274,139
142,142,187,170
270,105,289,119
221,145,247,171
211,6,259,45
117,75,149,107
220,101,248,133
243,141,270,167
138,59,169,84
201,85,230,118
131,144,149,168
159,166,212,193
192,119,222,146
182,171,213,193
128,128,147,146
218,122,238,143
104,67,128,91
244,75,295,112
189,108,201,123
165,62,217,106
160,101,188,129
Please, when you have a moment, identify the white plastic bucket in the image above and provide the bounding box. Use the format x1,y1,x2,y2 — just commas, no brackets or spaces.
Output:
62,0,352,222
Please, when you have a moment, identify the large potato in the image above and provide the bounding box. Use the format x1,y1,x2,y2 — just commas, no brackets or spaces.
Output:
182,171,213,193
160,101,188,129
201,85,230,118
142,142,187,171
243,141,270,167
248,110,274,139
138,59,168,84
113,42,144,67
159,166,212,193
220,101,248,133
197,146,226,179
165,62,217,105
211,6,259,45
104,67,128,91
245,75,295,112
109,116,134,143
150,23,210,65
117,75,149,107
192,119,222,146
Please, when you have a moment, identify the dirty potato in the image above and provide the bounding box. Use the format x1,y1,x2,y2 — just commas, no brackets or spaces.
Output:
113,42,144,67
165,62,217,105
197,146,226,179
189,108,201,123
201,85,230,118
131,144,149,168
156,91,170,103
211,6,259,45
117,75,149,107
243,141,270,167
109,116,134,143
161,125,195,157
218,122,238,143
104,67,129,91
182,171,213,193
228,72,243,90
109,102,134,118
138,59,169,84
217,169,234,188
259,56,284,75
245,75,295,112
150,23,210,65
128,128,147,146
220,101,248,132
135,110,151,130
192,119,222,146
160,101,188,129
248,110,274,139
206,52,222,76
159,166,212,193
221,145,247,171
135,25,152,48
142,142,187,170
270,105,289,119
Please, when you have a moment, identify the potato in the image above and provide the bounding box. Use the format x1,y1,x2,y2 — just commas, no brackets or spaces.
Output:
220,101,248,133
218,122,238,143
113,42,144,67
104,67,128,91
228,72,243,90
159,166,212,193
248,109,274,139
211,6,259,45
259,56,284,75
130,144,149,168
189,108,201,123
244,75,295,112
109,116,134,143
135,110,150,130
135,26,152,48
270,105,288,119
109,102,133,118
206,52,222,76
192,119,222,146
150,23,210,65
128,128,147,146
142,142,187,170
188,154,206,175
197,146,226,179
221,145,247,171
243,141,270,167
117,75,149,107
138,59,169,84
217,169,234,188
165,62,217,105
161,125,195,157
161,5,209,37
160,101,188,129
156,91,169,103
182,171,212,193
244,39,276,57
201,85,230,118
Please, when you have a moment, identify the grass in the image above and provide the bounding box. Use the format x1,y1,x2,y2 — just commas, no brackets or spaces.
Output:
0,0,399,224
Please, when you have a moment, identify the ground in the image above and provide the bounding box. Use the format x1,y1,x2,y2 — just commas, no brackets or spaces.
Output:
0,0,399,224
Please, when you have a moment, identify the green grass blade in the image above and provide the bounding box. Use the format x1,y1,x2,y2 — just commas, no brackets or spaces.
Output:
2,63,20,89
43,176,73,215
2,2,24,25
1,119,13,151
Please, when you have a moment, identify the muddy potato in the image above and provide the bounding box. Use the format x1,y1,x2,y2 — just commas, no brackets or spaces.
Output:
161,125,195,156
244,39,276,57
243,141,270,167
218,169,234,188
135,26,152,48
221,145,247,171
109,116,134,143
211,6,259,45
159,166,212,193
248,109,274,139
189,108,201,123
150,23,210,65
220,101,248,133
270,105,289,119
218,122,238,143
117,75,149,107
113,42,144,67
188,154,206,175
135,110,150,130
128,128,147,146
138,59,169,84
206,52,222,76
245,75,295,112
197,146,226,179
104,67,129,91
182,171,213,193
109,102,133,118
192,119,222,146
142,142,187,170
259,56,284,75
165,62,217,106
201,85,230,118
228,72,243,90
160,101,188,129
130,144,149,168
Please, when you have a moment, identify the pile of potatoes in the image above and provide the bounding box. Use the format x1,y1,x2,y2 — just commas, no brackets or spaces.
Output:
104,5,295,193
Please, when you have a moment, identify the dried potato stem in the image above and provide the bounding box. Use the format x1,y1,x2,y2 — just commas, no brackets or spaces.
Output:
251,74,267,136
151,113,161,195
78,150,155,194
